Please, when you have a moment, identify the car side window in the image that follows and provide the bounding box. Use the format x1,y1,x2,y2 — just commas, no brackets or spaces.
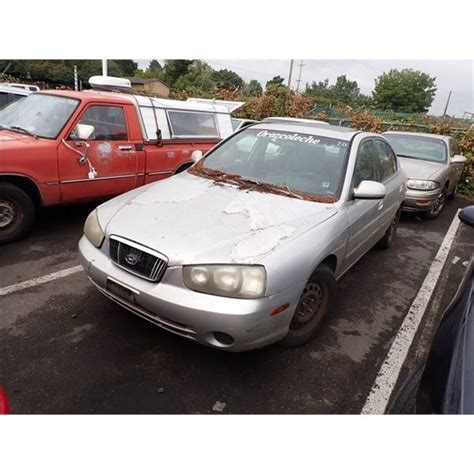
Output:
374,139,397,181
0,92,8,108
73,105,128,141
353,140,378,188
449,139,460,157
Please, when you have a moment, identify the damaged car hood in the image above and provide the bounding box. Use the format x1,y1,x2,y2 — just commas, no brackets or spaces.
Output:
101,172,338,265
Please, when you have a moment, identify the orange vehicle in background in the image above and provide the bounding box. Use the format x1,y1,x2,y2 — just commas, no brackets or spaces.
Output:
0,76,242,244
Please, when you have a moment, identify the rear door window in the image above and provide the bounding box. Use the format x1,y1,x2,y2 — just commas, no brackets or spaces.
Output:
168,110,218,138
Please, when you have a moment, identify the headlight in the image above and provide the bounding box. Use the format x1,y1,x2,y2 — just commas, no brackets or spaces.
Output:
183,265,266,299
407,179,440,191
84,209,105,248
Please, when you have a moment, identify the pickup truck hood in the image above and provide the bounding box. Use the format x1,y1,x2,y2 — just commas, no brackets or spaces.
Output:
101,172,337,265
398,156,444,180
0,129,39,146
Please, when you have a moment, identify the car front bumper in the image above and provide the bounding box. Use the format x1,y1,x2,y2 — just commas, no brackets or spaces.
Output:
78,236,303,352
402,188,442,212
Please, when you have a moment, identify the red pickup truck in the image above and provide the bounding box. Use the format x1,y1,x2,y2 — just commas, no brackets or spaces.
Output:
0,77,240,244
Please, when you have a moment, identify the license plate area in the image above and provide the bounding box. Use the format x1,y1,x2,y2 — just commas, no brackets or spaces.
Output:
106,278,138,304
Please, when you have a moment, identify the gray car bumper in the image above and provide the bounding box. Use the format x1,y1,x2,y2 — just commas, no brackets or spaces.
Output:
402,188,442,212
79,236,304,352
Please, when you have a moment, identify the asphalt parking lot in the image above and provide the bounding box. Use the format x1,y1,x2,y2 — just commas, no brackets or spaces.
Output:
0,196,473,414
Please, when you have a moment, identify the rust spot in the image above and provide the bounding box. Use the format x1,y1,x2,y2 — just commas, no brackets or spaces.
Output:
188,164,337,204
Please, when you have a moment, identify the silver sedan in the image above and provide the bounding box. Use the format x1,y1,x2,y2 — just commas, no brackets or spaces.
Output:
383,131,467,219
79,122,406,351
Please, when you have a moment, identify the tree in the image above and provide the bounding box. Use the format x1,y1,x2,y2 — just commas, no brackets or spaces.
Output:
266,75,286,89
163,60,193,87
212,68,244,90
331,75,360,103
304,75,361,105
112,60,138,76
304,79,331,99
174,60,216,94
372,69,437,113
244,79,263,97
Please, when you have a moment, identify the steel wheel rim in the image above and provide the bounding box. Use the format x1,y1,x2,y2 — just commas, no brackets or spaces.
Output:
0,199,16,229
431,192,446,215
289,281,328,335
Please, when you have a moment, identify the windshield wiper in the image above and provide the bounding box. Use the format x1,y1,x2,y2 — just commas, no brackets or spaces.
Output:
396,154,421,160
8,126,38,139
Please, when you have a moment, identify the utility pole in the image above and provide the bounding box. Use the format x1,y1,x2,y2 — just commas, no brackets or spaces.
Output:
295,60,305,92
443,90,452,116
102,59,108,77
73,65,78,91
287,59,294,89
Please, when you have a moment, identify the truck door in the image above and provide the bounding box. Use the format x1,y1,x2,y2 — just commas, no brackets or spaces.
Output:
58,103,139,202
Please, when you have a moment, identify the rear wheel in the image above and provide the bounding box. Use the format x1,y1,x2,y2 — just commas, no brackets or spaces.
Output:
422,189,446,220
280,264,336,348
0,183,36,244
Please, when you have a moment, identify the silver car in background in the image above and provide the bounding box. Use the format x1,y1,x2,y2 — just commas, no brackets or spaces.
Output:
383,131,467,219
79,122,406,351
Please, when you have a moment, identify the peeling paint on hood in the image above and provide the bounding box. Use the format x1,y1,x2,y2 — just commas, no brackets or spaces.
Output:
103,172,338,266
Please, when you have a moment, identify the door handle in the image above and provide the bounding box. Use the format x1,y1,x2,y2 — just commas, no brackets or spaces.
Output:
117,145,133,152
377,201,384,211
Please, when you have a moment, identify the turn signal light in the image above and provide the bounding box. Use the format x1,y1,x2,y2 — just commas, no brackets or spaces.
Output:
271,303,290,316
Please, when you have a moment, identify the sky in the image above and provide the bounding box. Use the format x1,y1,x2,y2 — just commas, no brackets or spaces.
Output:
137,59,473,118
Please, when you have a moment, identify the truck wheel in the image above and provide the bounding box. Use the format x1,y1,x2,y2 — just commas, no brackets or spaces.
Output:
377,207,401,250
422,190,446,220
0,183,36,244
280,264,336,348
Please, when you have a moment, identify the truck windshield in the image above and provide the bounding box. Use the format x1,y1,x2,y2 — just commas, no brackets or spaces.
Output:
199,128,350,199
0,94,79,139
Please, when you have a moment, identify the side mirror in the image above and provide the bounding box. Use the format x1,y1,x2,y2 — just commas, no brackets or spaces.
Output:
451,154,467,164
73,124,95,141
353,180,386,199
191,150,203,163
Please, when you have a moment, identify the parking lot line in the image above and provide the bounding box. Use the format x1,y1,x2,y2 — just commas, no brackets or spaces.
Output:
0,265,83,297
361,210,462,414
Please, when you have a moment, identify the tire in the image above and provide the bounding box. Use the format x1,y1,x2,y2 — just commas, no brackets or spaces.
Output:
280,264,336,348
447,184,457,201
377,207,401,250
0,183,36,244
421,189,446,220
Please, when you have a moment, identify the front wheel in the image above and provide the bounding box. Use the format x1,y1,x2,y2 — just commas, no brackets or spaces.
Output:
280,264,336,348
377,207,401,250
0,183,36,244
422,189,446,220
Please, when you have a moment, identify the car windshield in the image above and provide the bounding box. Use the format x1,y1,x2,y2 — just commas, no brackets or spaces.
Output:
196,128,350,200
384,134,447,163
0,94,79,139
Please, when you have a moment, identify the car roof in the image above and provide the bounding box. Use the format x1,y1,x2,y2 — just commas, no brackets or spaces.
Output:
262,117,328,125
383,130,449,141
0,85,31,95
249,121,360,141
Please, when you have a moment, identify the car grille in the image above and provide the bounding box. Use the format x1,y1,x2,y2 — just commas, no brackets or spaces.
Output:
109,237,167,282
